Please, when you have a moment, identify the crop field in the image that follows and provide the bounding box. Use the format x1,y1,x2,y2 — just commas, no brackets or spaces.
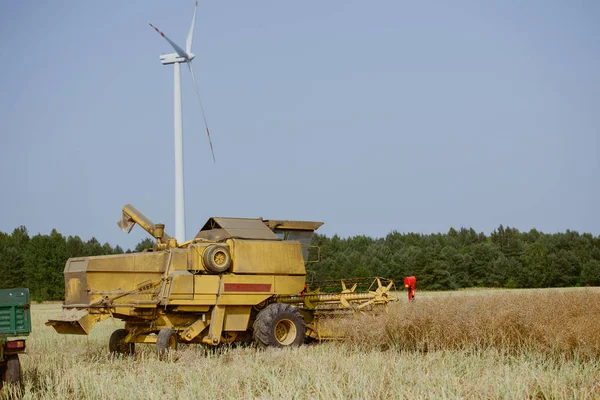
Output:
3,288,600,399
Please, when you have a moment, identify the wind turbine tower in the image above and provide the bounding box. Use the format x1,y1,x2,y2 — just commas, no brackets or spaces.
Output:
149,1,215,244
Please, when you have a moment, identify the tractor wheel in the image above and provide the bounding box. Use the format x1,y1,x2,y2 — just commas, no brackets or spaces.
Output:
109,329,135,356
253,303,305,348
156,328,178,358
203,245,232,273
4,355,21,386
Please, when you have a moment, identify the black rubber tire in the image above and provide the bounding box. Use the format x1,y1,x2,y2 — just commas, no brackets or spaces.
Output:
109,329,135,356
203,245,232,273
4,355,21,386
253,303,305,348
0,363,5,389
157,328,178,359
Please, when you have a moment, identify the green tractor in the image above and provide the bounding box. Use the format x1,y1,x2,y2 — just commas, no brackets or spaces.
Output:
0,288,30,388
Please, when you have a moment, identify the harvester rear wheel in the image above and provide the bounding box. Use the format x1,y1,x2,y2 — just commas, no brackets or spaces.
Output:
253,303,305,348
109,329,135,356
157,328,178,358
203,245,232,273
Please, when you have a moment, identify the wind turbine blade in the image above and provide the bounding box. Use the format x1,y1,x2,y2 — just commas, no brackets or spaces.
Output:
187,61,216,163
186,1,198,55
149,23,188,59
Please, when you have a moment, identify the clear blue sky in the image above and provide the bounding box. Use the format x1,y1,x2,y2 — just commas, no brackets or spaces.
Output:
0,1,598,250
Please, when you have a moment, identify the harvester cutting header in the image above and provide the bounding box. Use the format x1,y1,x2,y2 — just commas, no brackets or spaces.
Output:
47,205,398,354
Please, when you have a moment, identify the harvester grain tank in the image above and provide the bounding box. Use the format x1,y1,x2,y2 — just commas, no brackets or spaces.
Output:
47,205,398,354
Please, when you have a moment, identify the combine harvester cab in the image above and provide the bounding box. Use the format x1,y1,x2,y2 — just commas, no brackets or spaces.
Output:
47,205,398,354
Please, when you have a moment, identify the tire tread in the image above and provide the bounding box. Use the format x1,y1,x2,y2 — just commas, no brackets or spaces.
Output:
253,303,305,348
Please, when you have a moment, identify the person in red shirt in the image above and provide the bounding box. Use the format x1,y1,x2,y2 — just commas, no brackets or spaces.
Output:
404,276,416,302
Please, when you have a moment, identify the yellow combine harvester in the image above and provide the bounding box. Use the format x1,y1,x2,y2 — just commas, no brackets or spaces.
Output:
47,205,398,354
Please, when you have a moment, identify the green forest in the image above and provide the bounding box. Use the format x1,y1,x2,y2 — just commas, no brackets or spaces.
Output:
1,225,599,301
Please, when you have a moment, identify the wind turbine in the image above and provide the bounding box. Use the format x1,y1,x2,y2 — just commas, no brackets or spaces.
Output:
149,1,215,244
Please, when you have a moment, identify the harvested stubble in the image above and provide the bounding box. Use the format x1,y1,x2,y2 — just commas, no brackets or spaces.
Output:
340,289,600,357
2,289,600,399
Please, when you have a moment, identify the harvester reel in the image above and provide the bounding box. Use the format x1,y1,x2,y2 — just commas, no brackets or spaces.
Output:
203,245,232,273
253,303,305,348
341,281,357,293
357,278,394,311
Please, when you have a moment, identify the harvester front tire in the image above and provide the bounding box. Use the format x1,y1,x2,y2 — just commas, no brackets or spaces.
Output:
4,355,21,386
253,303,305,348
157,328,178,359
203,245,232,273
109,329,135,356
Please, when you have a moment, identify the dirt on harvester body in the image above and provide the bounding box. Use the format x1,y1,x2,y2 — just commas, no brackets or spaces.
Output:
47,205,398,354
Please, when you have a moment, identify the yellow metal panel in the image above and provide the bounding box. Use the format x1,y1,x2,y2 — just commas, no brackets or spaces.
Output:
86,273,124,292
194,275,220,294
222,274,274,291
170,250,188,271
65,252,168,307
66,278,83,302
82,252,168,273
133,252,169,272
216,275,274,305
86,272,159,293
64,258,90,304
68,253,164,301
169,272,194,299
274,275,305,295
166,297,217,305
86,254,134,272
230,239,306,275
223,306,251,331
217,294,272,306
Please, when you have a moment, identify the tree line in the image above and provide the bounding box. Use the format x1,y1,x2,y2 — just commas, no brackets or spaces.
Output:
0,227,153,301
1,225,599,301
308,226,600,290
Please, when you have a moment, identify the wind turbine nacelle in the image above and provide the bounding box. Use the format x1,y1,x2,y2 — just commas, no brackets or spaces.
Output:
160,53,187,65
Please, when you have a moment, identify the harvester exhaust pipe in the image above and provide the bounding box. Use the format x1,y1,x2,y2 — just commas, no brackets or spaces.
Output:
117,204,171,243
